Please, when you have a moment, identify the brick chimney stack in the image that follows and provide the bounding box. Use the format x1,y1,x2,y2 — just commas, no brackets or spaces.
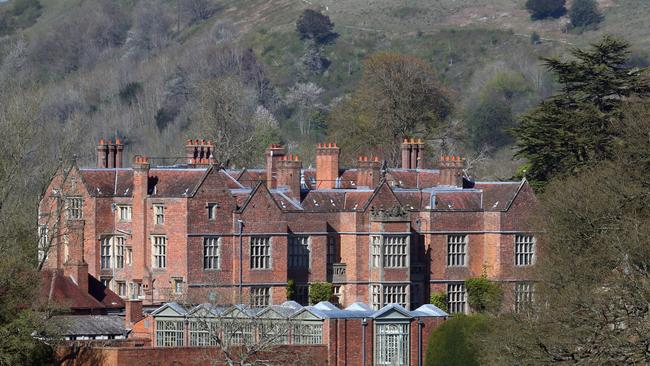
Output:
275,154,302,201
265,144,286,189
401,138,425,169
115,139,124,168
125,298,144,329
316,143,340,189
96,139,124,168
96,139,108,168
186,139,216,166
132,156,150,283
438,155,465,187
357,156,381,189
63,219,88,295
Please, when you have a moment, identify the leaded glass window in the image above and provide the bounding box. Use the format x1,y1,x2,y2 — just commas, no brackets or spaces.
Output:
515,235,535,266
288,235,310,269
156,320,184,347
375,323,409,366
250,236,271,269
447,235,467,267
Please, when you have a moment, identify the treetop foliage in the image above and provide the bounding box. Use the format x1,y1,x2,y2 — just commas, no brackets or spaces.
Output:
570,0,603,29
481,103,650,364
525,0,566,20
308,282,333,304
513,36,650,188
426,314,487,366
465,275,503,314
296,9,336,45
328,52,452,164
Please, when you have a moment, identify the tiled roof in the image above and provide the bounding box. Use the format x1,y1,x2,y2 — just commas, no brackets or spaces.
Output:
56,315,125,336
41,270,124,311
77,166,524,213
474,182,522,211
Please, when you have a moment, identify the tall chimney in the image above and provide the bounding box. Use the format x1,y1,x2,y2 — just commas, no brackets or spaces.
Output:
107,141,116,168
63,219,88,294
357,156,381,189
186,139,216,166
96,139,108,168
265,144,286,188
275,154,302,201
125,298,144,329
438,156,465,187
115,139,124,168
132,156,150,284
401,139,411,169
316,143,340,189
401,138,425,169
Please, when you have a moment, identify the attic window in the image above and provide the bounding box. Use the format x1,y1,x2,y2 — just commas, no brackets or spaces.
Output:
206,203,218,220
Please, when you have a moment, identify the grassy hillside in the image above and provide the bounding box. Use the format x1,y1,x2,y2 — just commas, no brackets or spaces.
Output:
0,0,648,179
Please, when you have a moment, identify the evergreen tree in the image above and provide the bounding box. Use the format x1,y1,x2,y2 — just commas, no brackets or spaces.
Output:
512,36,650,189
570,0,603,29
525,0,566,20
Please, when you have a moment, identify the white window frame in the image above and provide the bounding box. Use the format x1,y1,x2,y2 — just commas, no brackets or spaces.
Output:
447,283,466,314
515,234,535,266
288,235,310,269
152,235,167,269
250,286,271,307
116,281,127,297
156,320,185,347
383,235,408,268
447,234,467,267
117,205,132,222
154,204,165,225
515,282,534,312
375,322,410,366
250,236,271,269
100,236,126,269
371,236,382,268
203,237,221,270
370,284,409,310
173,278,183,294
292,321,324,344
65,197,83,220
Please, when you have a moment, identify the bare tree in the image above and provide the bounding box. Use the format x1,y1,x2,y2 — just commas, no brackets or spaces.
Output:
286,82,323,136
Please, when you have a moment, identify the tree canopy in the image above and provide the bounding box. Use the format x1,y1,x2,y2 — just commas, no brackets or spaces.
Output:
481,103,650,365
296,9,336,45
328,52,452,164
570,0,603,29
512,36,650,189
525,0,566,19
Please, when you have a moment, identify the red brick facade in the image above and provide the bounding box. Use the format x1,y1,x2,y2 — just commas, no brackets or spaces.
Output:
40,138,537,312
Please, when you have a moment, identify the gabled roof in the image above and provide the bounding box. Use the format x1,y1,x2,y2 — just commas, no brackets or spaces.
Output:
372,304,413,319
151,302,187,316
40,270,125,311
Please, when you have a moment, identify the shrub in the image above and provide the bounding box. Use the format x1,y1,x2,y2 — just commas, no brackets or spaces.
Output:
425,314,488,366
570,0,602,29
430,291,448,312
296,9,336,44
309,282,333,304
525,0,566,20
286,279,296,301
465,275,503,313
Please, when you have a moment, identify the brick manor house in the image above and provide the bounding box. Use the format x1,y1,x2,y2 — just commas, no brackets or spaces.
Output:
39,138,537,313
